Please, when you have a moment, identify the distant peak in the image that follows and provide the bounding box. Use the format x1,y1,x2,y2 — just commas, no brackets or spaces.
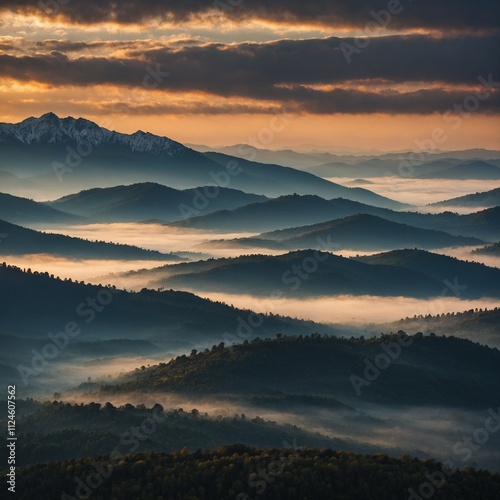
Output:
39,112,61,121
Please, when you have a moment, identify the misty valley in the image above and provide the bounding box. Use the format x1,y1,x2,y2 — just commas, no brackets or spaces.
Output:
1,113,499,500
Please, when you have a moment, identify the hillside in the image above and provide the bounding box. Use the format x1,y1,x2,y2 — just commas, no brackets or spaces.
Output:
47,183,268,222
356,249,500,298
374,308,500,349
431,187,500,208
204,214,483,251
417,161,500,180
473,241,500,256
118,249,500,299
0,114,406,208
0,192,85,226
309,157,500,180
13,447,500,500
0,263,327,345
0,219,182,260
1,401,369,468
187,143,338,169
169,194,500,240
205,152,408,209
100,334,500,408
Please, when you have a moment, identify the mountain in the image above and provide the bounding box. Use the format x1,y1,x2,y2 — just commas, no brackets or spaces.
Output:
203,214,484,251
113,249,500,299
187,143,339,169
102,334,500,409
170,194,374,232
417,160,500,180
356,249,500,297
203,151,407,208
47,182,268,222
456,206,500,240
0,262,331,348
0,192,85,226
0,219,182,261
308,157,500,180
473,241,500,256
0,114,406,209
431,187,500,208
307,157,453,178
168,194,500,240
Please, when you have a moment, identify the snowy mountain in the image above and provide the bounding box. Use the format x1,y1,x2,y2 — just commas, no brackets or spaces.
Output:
0,113,408,209
0,112,187,158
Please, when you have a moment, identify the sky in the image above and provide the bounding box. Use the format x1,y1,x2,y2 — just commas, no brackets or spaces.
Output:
0,0,499,151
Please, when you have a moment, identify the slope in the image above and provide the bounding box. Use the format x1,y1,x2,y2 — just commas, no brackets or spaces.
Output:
0,219,182,260
205,214,484,251
47,182,268,222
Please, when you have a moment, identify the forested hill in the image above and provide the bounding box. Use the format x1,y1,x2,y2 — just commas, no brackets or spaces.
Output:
13,447,500,500
0,263,331,341
99,334,500,408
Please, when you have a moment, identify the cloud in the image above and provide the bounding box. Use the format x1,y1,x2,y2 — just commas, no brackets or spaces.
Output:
2,0,499,31
1,35,499,115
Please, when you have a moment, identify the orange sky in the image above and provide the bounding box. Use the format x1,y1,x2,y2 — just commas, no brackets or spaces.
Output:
0,4,498,151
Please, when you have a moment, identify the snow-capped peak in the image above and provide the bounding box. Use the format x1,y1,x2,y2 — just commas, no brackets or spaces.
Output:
0,113,187,158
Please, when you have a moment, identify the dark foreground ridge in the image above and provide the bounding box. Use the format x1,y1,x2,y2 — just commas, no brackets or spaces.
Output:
13,446,500,500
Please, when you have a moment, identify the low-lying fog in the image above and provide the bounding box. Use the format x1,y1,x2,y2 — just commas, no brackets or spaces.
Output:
331,177,499,210
55,390,500,472
185,293,500,326
31,223,254,254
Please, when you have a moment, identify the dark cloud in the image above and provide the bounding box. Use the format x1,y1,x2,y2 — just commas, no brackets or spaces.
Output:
1,35,499,114
2,0,499,31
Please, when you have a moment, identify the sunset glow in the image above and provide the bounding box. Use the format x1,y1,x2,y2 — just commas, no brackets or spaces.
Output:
1,0,498,150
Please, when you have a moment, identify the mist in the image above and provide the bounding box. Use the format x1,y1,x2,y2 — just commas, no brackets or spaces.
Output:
331,177,499,209
55,389,500,472
187,292,500,325
34,223,257,255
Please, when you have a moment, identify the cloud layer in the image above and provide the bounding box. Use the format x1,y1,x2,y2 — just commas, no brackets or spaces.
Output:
1,35,499,115
2,0,499,31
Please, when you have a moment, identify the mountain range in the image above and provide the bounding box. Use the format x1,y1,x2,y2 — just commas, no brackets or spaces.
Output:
111,249,500,299
169,193,500,240
101,334,500,409
189,143,500,171
430,187,500,208
0,113,406,209
308,157,500,179
46,182,267,222
203,214,483,251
